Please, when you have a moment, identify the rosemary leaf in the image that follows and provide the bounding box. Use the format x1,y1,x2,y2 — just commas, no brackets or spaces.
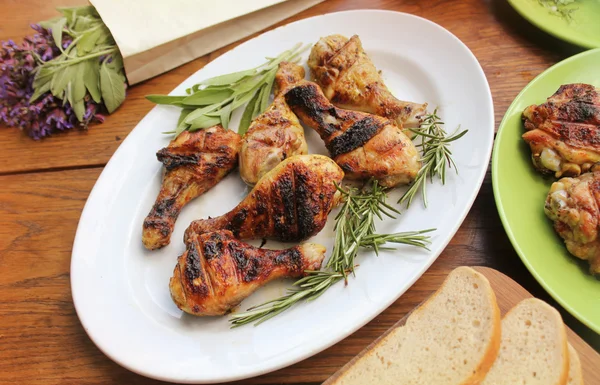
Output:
229,180,434,327
399,109,468,208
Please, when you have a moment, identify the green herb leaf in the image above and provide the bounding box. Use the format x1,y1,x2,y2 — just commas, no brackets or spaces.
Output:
146,43,307,136
77,27,102,56
198,68,257,86
398,109,468,208
182,89,233,106
29,81,51,103
184,102,227,124
50,17,66,51
259,71,276,112
32,66,56,90
74,15,93,31
50,65,74,98
83,59,101,103
145,95,188,105
174,109,193,136
220,102,232,129
72,98,85,121
100,63,125,113
72,62,86,101
238,89,261,136
188,115,221,131
57,5,96,27
65,82,73,108
229,180,434,327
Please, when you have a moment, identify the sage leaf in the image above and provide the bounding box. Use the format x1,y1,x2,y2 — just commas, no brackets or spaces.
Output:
259,71,276,112
184,102,228,124
50,65,74,98
188,115,220,131
58,5,96,27
177,109,194,127
182,89,233,106
65,82,74,108
32,66,56,90
198,68,257,86
238,90,261,136
100,63,125,113
72,62,86,101
175,109,194,136
83,59,101,103
74,15,93,31
73,98,85,122
231,82,265,110
50,17,66,51
146,95,187,105
94,26,114,46
253,85,265,118
220,102,232,129
29,81,51,103
77,27,102,56
232,74,266,95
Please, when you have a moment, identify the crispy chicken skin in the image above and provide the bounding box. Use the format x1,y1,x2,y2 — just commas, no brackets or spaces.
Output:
284,76,420,187
142,126,241,250
170,230,326,316
184,154,344,243
522,83,600,178
308,34,427,128
545,171,600,274
239,62,308,185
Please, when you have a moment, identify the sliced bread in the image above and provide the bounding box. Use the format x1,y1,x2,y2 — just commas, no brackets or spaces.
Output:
324,266,501,385
481,298,569,385
567,343,584,385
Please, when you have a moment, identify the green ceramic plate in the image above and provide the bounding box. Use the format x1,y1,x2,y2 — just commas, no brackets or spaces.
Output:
508,0,600,49
493,49,600,333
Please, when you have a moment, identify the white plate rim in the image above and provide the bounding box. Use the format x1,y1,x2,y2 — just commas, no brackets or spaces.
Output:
71,9,495,383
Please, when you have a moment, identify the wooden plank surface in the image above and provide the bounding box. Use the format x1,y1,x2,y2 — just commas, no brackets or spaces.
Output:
0,168,598,385
0,0,578,174
0,0,598,384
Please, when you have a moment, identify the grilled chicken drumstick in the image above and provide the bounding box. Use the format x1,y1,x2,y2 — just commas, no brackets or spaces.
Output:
522,83,600,178
240,62,308,185
170,230,326,316
184,154,344,243
545,171,600,274
308,34,427,128
142,126,241,250
283,73,420,188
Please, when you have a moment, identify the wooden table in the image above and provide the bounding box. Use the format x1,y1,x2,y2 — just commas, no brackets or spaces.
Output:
0,0,598,384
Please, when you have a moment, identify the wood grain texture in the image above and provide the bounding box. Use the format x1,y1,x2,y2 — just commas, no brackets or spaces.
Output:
0,168,598,385
0,0,598,384
0,0,583,174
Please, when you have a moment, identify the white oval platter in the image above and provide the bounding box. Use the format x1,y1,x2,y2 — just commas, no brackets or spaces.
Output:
71,10,494,384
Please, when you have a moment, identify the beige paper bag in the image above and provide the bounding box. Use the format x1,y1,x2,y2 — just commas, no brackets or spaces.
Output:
89,0,324,85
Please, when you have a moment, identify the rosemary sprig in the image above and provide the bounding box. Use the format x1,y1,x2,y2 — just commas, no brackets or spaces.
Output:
328,181,400,279
229,180,434,327
398,109,468,208
229,270,345,327
147,43,308,136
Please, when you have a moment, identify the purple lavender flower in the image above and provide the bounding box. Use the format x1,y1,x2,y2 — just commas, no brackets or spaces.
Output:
0,24,105,139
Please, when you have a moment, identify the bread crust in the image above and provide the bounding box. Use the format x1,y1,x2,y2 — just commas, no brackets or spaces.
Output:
323,267,501,385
